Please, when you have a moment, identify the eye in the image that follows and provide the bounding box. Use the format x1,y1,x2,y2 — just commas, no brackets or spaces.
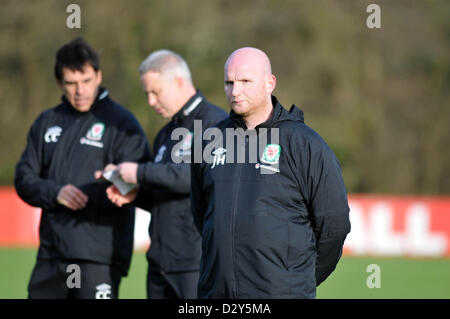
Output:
225,81,233,86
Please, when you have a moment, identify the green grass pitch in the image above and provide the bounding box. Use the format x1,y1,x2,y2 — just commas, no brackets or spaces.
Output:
0,248,449,299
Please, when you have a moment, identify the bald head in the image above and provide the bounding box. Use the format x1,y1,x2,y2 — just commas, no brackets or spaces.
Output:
224,47,276,129
225,47,272,77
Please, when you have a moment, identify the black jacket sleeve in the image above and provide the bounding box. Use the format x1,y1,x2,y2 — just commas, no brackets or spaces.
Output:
137,162,190,194
113,116,151,164
303,137,351,286
14,115,63,210
190,161,205,234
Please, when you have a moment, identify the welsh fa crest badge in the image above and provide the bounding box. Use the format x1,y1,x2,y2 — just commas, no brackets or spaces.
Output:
261,144,281,164
86,122,105,141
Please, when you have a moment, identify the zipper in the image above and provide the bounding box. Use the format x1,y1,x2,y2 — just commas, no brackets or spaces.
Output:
230,163,243,298
230,132,249,297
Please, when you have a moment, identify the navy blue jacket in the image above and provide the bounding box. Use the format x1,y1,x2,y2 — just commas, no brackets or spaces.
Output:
15,88,151,275
136,91,227,272
191,96,351,298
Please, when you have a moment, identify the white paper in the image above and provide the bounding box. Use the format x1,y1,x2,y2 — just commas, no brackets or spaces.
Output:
102,169,137,195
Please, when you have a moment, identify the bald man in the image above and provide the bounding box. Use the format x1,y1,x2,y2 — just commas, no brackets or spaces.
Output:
191,47,351,298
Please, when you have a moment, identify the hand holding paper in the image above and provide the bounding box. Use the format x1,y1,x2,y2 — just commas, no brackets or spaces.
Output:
102,169,137,196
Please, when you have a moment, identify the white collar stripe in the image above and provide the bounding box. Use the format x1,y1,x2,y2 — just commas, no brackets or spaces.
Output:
183,97,202,116
98,90,109,100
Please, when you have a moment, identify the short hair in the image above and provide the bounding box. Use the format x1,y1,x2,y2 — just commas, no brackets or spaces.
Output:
138,49,193,85
54,37,100,82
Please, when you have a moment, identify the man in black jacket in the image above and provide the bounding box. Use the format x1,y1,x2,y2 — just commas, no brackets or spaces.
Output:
191,47,351,298
101,50,227,298
14,37,151,299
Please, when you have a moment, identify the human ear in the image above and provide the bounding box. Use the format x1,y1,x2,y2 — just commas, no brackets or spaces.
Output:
96,70,103,85
174,76,184,89
56,79,63,90
266,74,276,93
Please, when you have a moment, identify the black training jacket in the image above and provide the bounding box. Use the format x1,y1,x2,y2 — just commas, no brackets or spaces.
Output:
14,88,151,275
191,96,351,298
135,90,227,272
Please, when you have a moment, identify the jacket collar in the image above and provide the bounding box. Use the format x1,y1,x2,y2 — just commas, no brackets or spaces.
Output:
172,90,204,124
230,95,284,130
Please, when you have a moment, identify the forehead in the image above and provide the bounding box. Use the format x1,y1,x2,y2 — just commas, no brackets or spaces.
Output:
225,55,263,80
140,71,166,90
62,64,97,81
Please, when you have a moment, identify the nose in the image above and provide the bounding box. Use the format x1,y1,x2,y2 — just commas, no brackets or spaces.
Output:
231,82,240,97
76,83,85,95
148,93,157,107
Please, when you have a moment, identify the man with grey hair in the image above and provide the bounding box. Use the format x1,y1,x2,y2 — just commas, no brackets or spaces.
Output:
98,49,227,298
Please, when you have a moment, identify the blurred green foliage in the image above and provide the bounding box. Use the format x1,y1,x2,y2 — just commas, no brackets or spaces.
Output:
1,0,449,194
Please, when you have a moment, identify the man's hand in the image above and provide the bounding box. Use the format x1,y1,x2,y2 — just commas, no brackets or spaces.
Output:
117,162,138,184
57,184,88,210
106,185,138,207
94,163,117,180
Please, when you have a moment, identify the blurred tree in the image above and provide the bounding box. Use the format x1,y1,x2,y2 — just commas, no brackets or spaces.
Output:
0,0,448,195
